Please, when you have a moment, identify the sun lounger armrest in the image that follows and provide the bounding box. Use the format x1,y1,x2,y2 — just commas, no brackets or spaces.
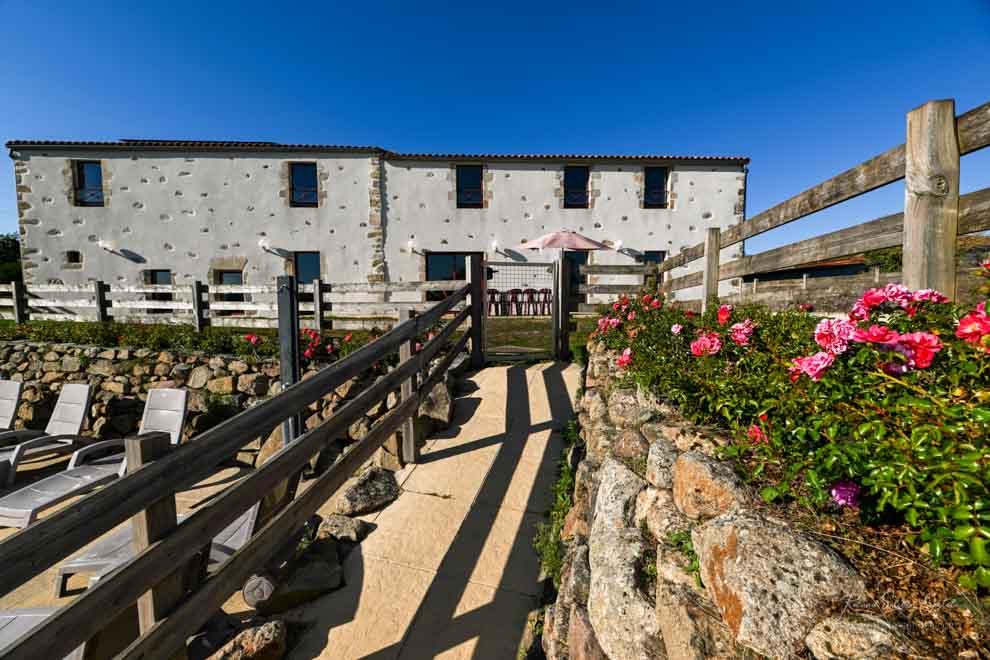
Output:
68,439,124,469
0,429,45,447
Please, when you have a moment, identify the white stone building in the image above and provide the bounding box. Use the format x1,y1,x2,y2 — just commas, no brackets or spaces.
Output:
7,140,748,302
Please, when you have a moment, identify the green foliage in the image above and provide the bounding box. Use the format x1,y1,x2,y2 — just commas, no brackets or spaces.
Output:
636,521,658,602
593,286,990,590
665,529,702,587
0,233,22,284
534,421,581,588
0,320,374,360
865,246,903,272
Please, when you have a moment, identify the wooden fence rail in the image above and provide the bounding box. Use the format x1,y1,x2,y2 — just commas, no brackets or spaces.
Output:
657,98,990,306
0,275,485,660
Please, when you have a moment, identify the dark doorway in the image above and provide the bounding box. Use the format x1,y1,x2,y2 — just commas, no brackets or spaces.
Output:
426,252,468,301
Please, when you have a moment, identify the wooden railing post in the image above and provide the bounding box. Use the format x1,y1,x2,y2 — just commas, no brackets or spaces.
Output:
702,227,721,312
398,308,418,465
126,431,190,660
93,280,109,323
313,278,326,333
468,254,486,368
903,99,960,297
189,281,205,332
11,280,26,324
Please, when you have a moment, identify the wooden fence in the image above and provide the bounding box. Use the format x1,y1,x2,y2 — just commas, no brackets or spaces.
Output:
0,279,471,330
0,268,485,659
572,99,989,313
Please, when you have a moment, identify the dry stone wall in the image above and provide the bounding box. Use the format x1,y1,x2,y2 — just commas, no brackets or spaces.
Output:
543,339,928,660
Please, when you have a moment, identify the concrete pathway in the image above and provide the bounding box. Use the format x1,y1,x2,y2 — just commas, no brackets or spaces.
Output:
287,361,581,660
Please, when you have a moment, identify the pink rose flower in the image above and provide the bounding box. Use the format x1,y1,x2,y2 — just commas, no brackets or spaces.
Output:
814,318,856,355
912,289,949,304
849,301,870,321
650,298,661,309
747,424,767,444
861,288,887,308
852,324,900,345
882,283,912,308
788,351,835,382
616,347,633,368
607,317,621,329
957,310,990,345
627,311,636,321
899,331,942,369
690,331,722,356
671,323,683,335
717,304,733,326
729,319,756,346
829,480,860,508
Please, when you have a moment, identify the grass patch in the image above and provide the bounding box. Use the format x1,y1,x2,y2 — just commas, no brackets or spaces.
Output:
665,529,703,588
534,420,581,588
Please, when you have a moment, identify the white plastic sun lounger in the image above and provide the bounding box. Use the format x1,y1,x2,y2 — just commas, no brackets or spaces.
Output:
0,608,84,659
0,380,23,431
0,383,91,487
0,388,187,528
54,502,260,597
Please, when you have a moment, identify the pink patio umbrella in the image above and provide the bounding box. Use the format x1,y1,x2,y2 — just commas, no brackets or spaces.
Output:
513,229,612,251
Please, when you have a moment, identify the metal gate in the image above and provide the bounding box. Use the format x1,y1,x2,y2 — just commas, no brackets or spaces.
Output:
484,261,558,361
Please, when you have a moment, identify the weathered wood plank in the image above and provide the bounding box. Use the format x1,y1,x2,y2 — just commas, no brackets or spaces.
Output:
107,300,194,310
959,187,990,235
661,271,703,292
702,228,720,311
658,243,706,273
576,284,643,294
957,99,990,155
25,299,98,309
903,100,960,295
578,264,646,275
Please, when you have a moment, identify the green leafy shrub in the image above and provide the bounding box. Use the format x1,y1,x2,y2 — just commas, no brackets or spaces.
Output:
592,269,990,590
535,421,580,588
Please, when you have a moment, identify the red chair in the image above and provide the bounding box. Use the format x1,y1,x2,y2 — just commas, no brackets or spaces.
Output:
488,288,501,316
523,289,538,315
507,289,523,316
538,288,553,315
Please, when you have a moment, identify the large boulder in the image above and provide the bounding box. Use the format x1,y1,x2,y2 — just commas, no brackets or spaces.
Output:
334,467,399,516
634,488,690,540
606,388,656,429
692,511,867,658
672,451,749,520
612,428,650,463
587,460,665,659
418,375,453,427
805,614,926,660
317,514,373,544
584,423,617,464
255,557,343,616
655,579,745,660
567,605,608,660
208,619,286,660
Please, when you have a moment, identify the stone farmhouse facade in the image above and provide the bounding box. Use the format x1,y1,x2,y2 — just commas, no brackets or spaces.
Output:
7,140,748,300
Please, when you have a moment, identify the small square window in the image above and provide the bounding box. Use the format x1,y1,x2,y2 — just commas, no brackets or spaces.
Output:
146,269,172,314
290,163,318,207
456,165,483,208
644,167,669,208
64,250,83,265
214,270,244,316
426,253,467,301
563,166,590,209
639,250,667,265
73,161,104,207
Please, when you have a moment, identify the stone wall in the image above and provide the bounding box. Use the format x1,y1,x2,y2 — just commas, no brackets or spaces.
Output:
542,340,927,660
0,341,454,466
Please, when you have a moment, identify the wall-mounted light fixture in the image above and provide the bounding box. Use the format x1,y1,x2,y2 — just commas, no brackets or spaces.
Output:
490,239,505,256
97,239,118,253
258,238,271,252
407,239,423,255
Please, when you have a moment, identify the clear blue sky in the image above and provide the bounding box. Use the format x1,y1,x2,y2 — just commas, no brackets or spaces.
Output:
2,0,988,254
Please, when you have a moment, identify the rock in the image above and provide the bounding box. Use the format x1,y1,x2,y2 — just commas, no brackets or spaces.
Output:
805,614,926,660
580,389,606,421
692,510,867,658
60,356,81,373
672,451,749,520
561,501,589,540
208,619,286,660
656,578,743,660
153,362,172,376
584,423,616,464
157,351,174,364
573,460,600,525
567,605,607,660
587,459,664,660
89,359,116,376
334,467,399,515
562,542,591,607
101,381,127,395
188,365,213,389
606,388,655,429
348,416,370,442
229,360,250,375
255,558,343,616
170,363,192,383
612,428,649,462
542,604,566,660
317,514,373,544
657,419,729,455
207,376,236,395
645,439,679,489
418,376,452,426
634,487,690,540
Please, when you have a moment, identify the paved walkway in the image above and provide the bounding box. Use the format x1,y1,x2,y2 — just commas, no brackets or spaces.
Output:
287,361,581,660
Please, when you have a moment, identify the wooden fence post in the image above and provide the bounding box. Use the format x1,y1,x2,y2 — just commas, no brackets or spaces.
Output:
313,278,325,333
468,254,486,368
903,99,960,297
276,276,301,447
11,280,26,324
126,431,192,660
93,280,109,323
702,227,721,312
397,308,417,465
190,281,205,332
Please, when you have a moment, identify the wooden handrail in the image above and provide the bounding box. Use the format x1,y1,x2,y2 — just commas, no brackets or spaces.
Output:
1,284,476,659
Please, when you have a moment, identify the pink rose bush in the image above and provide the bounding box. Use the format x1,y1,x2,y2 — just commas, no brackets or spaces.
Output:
592,275,990,589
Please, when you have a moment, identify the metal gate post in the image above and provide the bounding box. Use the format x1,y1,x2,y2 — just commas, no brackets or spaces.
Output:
469,254,486,368
276,275,302,447
551,260,561,359
558,257,573,360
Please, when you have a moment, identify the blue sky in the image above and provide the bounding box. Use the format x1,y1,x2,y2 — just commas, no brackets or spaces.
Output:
2,0,988,253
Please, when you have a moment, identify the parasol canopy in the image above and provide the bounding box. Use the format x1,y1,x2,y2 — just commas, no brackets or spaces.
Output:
513,229,612,251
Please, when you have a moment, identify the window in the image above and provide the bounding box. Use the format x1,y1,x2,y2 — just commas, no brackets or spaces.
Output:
214,270,244,316
289,162,318,207
73,161,104,207
563,166,590,209
293,251,321,283
643,167,669,208
63,250,83,266
146,269,172,314
425,253,467,301
456,165,483,208
639,250,667,265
